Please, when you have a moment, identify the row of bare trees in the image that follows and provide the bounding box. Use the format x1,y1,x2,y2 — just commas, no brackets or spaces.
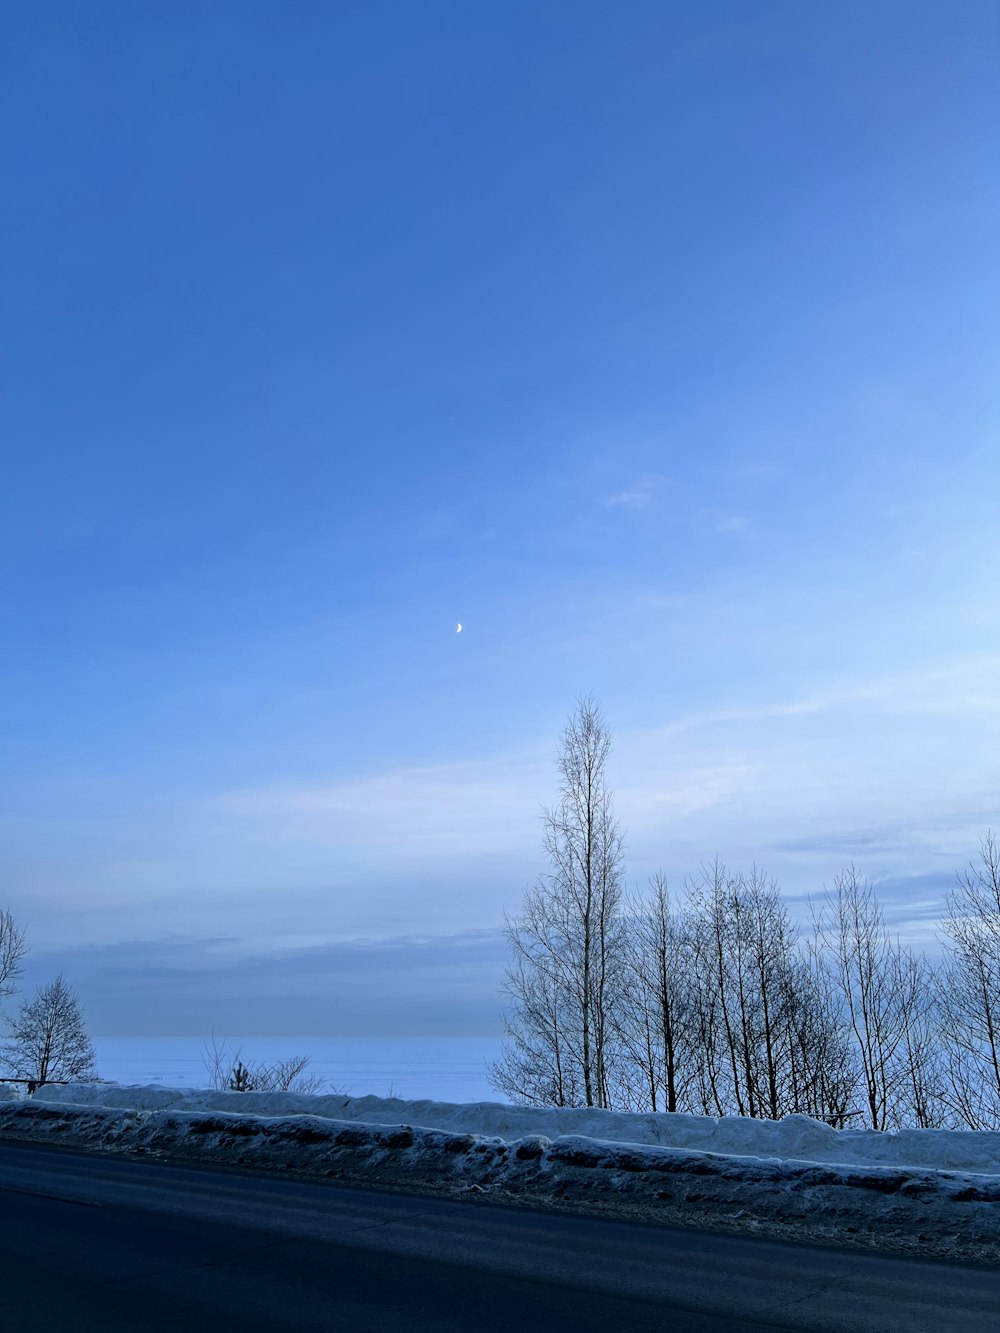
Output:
491,699,1000,1131
610,861,935,1130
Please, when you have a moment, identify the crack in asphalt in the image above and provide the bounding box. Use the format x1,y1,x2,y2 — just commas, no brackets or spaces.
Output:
352,1209,434,1234
0,1183,101,1208
756,1271,855,1318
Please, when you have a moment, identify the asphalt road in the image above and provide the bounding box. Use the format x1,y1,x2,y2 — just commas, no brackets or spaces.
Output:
0,1140,997,1332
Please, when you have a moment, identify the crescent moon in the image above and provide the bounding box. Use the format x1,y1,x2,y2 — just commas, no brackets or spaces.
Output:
456,623,463,633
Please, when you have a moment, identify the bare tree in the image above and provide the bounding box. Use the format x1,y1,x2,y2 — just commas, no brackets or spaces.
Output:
2,975,96,1085
740,866,794,1120
491,944,583,1107
617,873,695,1112
684,862,827,1121
263,1055,325,1095
780,950,859,1127
492,697,625,1108
203,1032,236,1090
656,861,862,1126
230,1056,324,1095
202,1035,326,1095
685,860,767,1118
939,832,1000,1128
896,951,948,1129
812,868,915,1130
0,909,27,1002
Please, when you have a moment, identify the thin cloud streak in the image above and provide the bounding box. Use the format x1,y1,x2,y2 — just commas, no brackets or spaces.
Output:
605,474,672,509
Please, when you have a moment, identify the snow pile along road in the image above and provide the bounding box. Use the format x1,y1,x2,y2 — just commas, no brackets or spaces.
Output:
3,1085,999,1260
31,1082,1000,1175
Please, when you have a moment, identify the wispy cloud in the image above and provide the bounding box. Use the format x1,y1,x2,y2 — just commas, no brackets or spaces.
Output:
616,761,756,823
9,648,998,986
699,510,753,536
213,752,551,856
605,473,671,509
643,655,1000,739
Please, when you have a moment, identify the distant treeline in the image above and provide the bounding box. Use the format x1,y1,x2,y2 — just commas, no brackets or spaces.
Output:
492,698,1000,1131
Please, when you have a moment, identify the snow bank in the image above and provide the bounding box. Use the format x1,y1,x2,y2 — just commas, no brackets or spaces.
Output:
34,1082,1000,1176
3,1096,999,1236
5,1086,1000,1258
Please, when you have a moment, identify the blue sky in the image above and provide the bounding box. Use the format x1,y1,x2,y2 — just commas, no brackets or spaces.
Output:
3,1,998,1036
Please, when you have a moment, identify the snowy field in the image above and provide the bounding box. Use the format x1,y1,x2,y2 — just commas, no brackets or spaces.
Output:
3,1082,999,1263
90,1037,499,1102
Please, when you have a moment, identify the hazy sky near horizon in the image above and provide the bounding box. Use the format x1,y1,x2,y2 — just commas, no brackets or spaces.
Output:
3,2,998,1036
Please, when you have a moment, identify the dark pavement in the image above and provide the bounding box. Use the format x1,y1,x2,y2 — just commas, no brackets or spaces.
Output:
0,1140,997,1331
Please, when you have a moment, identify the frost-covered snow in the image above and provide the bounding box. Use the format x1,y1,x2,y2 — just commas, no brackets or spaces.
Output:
4,1082,998,1262
35,1082,1000,1176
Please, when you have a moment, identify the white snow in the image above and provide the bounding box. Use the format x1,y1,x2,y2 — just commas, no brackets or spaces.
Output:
34,1082,1000,1176
5,1082,998,1259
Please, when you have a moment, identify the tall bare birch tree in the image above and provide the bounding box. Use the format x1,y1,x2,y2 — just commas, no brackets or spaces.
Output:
492,697,625,1108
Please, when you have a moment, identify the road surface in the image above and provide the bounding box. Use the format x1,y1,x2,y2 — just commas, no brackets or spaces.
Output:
0,1140,997,1331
